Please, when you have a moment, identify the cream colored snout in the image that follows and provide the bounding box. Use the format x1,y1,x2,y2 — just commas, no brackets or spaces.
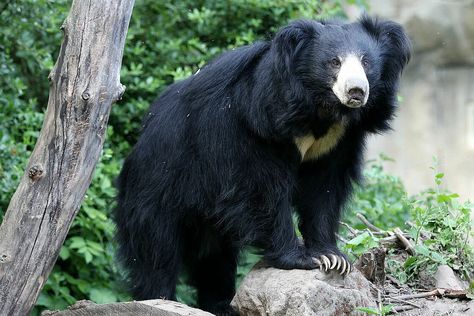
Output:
331,55,369,108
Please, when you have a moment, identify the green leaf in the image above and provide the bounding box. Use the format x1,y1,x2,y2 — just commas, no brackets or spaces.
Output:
437,194,451,203
59,247,70,260
414,244,430,256
100,177,112,190
382,304,395,314
404,256,417,269
346,232,371,246
355,307,379,315
68,237,86,249
87,240,104,252
89,288,118,304
430,252,446,264
442,217,457,228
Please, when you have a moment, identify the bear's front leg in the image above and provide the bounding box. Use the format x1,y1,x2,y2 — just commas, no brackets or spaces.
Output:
261,197,320,270
295,159,360,275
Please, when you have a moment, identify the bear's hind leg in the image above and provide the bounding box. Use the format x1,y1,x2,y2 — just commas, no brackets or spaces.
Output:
127,250,181,300
188,232,239,316
116,210,183,301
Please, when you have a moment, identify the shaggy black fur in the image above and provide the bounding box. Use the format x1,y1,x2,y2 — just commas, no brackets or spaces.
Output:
114,16,410,315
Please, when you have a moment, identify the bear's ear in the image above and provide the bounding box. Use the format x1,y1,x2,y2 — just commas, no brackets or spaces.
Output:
272,20,320,79
360,15,411,80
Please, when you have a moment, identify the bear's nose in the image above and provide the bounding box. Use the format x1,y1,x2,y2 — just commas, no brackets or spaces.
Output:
347,87,365,102
344,77,368,107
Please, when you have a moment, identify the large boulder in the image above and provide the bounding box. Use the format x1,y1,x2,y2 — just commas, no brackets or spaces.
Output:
232,263,376,316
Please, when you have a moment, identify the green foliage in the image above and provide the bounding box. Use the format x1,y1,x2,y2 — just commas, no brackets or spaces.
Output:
341,155,411,259
343,158,473,285
356,304,394,316
395,163,474,283
345,155,412,230
0,0,68,220
344,231,380,256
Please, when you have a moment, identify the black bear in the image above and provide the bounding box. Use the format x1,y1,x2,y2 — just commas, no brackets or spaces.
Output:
114,15,410,315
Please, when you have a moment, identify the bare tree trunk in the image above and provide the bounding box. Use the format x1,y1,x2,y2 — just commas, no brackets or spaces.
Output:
0,1,135,314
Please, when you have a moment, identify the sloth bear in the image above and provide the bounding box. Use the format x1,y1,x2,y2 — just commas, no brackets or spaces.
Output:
114,15,410,315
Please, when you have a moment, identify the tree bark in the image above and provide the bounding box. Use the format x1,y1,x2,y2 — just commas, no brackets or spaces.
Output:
0,1,135,314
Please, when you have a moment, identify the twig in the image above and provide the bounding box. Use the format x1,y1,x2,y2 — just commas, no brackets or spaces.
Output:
391,289,439,300
393,228,414,255
372,231,391,236
385,296,422,309
377,289,383,315
443,289,469,299
379,233,411,248
356,213,384,233
386,275,402,287
379,235,399,247
391,305,416,313
390,289,469,303
336,233,348,243
338,221,358,236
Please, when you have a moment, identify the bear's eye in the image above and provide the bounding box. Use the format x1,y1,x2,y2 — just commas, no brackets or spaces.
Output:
361,57,370,68
330,58,341,68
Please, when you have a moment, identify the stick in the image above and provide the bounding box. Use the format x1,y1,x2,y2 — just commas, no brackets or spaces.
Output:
391,289,439,300
336,233,348,243
386,275,402,287
443,289,468,299
356,213,384,233
379,235,399,247
391,305,416,313
377,289,383,315
385,297,422,308
338,221,358,236
393,228,414,255
391,289,468,302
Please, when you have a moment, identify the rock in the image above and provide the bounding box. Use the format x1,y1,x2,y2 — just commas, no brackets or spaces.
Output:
232,263,376,316
435,264,465,290
42,299,213,316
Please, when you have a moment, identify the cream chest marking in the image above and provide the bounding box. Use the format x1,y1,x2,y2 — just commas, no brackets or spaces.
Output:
294,123,346,161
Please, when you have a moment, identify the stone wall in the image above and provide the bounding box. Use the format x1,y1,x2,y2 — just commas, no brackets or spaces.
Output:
348,0,474,200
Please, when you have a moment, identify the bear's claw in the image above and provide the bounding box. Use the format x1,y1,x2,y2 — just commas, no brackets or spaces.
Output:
329,254,338,269
312,254,351,275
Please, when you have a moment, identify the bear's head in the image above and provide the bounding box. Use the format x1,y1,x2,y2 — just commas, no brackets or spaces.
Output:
272,15,411,124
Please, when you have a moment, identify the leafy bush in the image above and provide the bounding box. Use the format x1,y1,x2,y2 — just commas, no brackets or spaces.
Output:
397,165,473,284
342,158,473,285
0,0,67,220
345,155,412,230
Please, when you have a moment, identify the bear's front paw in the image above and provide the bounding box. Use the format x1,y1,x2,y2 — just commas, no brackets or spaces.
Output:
266,247,320,270
308,248,352,276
